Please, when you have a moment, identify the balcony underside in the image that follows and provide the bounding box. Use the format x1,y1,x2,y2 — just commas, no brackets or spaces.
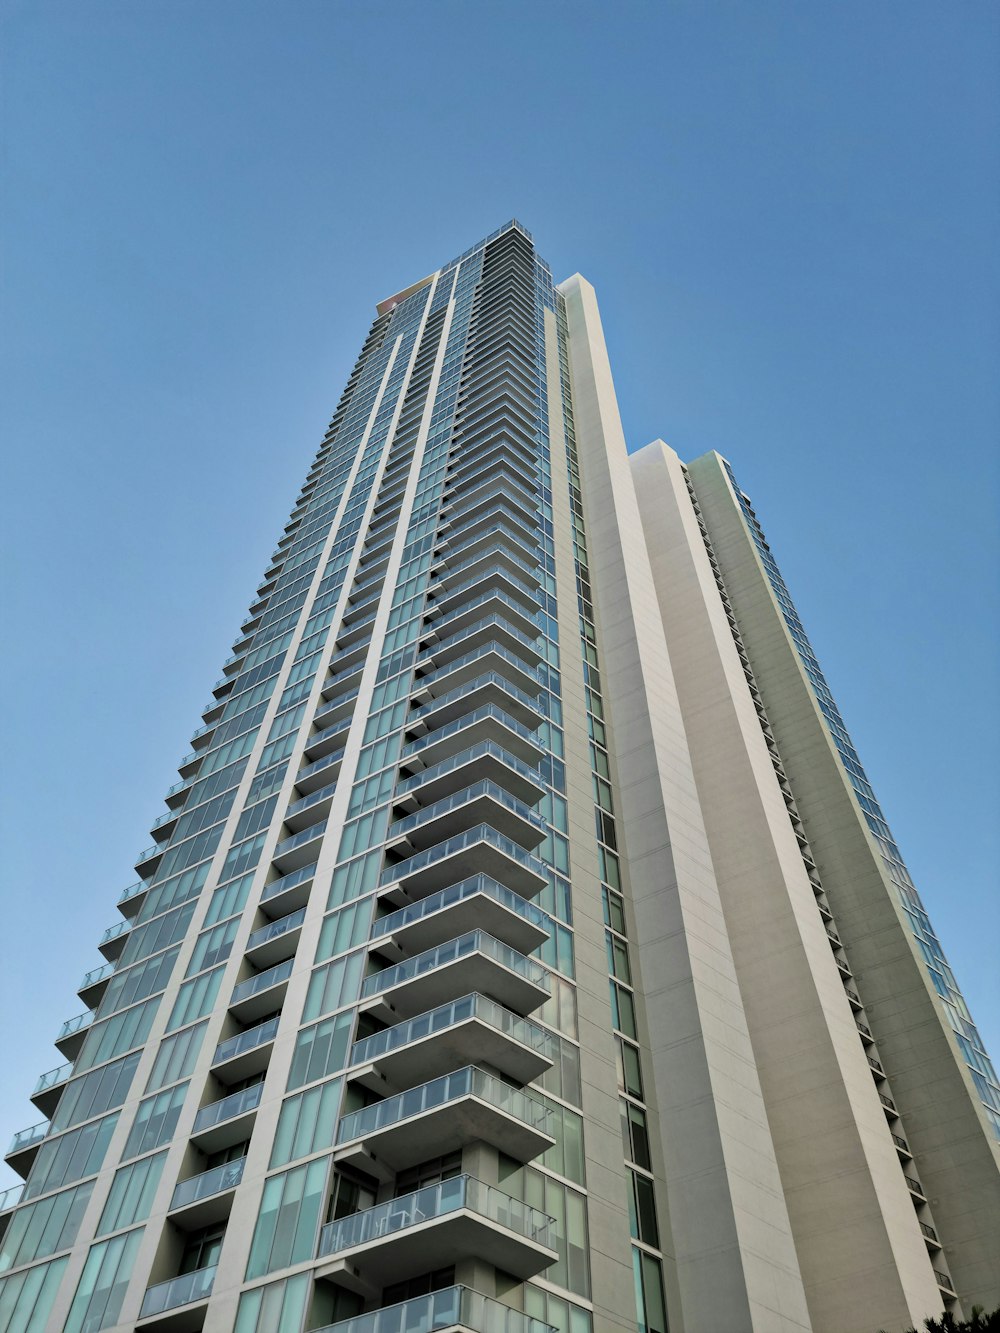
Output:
373,891,547,961
351,1014,552,1094
335,1095,554,1182
317,1209,556,1295
361,952,547,1023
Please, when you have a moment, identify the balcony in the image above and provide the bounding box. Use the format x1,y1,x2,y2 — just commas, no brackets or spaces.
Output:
443,502,538,554
134,842,164,879
304,719,352,764
191,1083,263,1154
426,565,539,623
259,861,317,918
335,1065,553,1181
31,1062,74,1117
379,825,549,905
412,641,540,702
904,1174,926,1202
150,808,180,843
0,1184,24,1243
312,688,360,734
5,1121,47,1176
229,959,294,1022
371,876,548,961
295,745,347,794
211,1015,280,1082
934,1270,956,1296
385,783,545,859
400,706,544,775
360,931,549,1022
443,482,538,535
920,1221,941,1248
118,880,150,919
435,521,539,572
55,1011,93,1059
432,546,540,600
164,773,197,808
169,1157,246,1227
316,1175,555,1294
407,673,542,736
423,590,538,650
245,908,306,968
321,657,366,699
395,743,544,815
336,611,378,650
418,614,543,674
138,1265,216,1330
351,993,552,1093
313,1284,556,1333
271,822,327,874
78,961,115,1009
283,780,338,833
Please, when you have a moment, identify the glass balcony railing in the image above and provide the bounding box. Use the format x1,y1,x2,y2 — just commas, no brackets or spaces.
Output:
192,1082,263,1136
438,521,539,568
395,741,543,803
231,959,293,1007
314,1284,556,1333
170,1157,245,1211
432,563,540,612
313,687,360,726
118,881,146,905
445,505,538,553
246,908,306,954
33,1063,73,1097
401,705,540,765
213,1015,280,1066
164,774,195,800
285,780,338,820
352,993,552,1069
260,861,317,906
0,1184,24,1213
7,1122,47,1155
379,825,548,892
319,1175,553,1262
296,745,346,784
99,920,131,947
388,781,545,843
56,1012,93,1042
411,673,542,728
272,822,327,862
415,641,540,695
371,876,548,944
419,614,541,668
337,1065,550,1147
362,930,548,1001
79,962,114,991
428,590,539,645
435,545,539,588
139,1265,217,1319
305,718,351,757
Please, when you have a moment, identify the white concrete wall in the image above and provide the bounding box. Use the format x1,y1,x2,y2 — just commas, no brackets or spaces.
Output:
560,275,812,1333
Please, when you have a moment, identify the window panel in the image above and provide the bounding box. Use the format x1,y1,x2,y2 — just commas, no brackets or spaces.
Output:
245,1158,329,1280
97,1152,167,1236
0,1256,69,1333
270,1080,343,1168
50,1054,140,1134
287,1014,353,1091
23,1115,119,1202
122,1083,189,1160
63,1228,144,1333
0,1182,93,1272
145,1021,208,1093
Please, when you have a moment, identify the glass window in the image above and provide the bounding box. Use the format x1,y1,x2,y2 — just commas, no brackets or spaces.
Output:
234,1272,311,1333
50,1054,140,1133
499,1159,590,1298
632,1247,668,1333
302,951,364,1021
523,1285,593,1333
0,1256,69,1333
245,1158,329,1280
620,1101,652,1172
122,1083,189,1160
615,1036,644,1098
98,947,180,1016
270,1080,343,1168
628,1171,659,1246
186,918,239,976
537,1096,585,1185
23,1115,119,1202
287,1013,353,1090
63,1228,144,1333
97,1152,167,1236
315,901,373,963
167,966,224,1031
0,1182,93,1272
145,1021,208,1092
76,999,159,1071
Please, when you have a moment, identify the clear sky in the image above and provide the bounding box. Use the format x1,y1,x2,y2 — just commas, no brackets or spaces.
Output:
1,0,998,1183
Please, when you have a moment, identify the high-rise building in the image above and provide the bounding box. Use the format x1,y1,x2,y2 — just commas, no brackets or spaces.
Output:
1,221,997,1333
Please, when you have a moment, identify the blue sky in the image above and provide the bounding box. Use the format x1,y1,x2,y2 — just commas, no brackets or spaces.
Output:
2,0,997,1179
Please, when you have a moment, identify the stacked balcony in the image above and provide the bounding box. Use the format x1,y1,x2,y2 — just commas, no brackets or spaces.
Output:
317,227,560,1318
